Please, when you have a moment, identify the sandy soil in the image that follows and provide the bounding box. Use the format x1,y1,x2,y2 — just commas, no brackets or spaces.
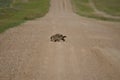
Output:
0,0,120,80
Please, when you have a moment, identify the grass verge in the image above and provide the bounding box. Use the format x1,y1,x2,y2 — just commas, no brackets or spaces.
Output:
0,0,49,33
93,0,120,16
71,0,120,21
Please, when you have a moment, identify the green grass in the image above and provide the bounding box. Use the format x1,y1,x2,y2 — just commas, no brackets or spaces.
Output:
0,0,11,7
0,0,49,33
93,0,120,16
71,0,120,21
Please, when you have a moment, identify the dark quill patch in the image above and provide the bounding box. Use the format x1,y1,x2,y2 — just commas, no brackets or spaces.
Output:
50,34,67,42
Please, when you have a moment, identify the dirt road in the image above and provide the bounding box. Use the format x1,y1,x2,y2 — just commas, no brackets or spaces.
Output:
0,0,120,80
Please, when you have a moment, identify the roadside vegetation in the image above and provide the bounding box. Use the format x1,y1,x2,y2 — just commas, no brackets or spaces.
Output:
93,0,120,16
71,0,120,21
0,0,49,33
